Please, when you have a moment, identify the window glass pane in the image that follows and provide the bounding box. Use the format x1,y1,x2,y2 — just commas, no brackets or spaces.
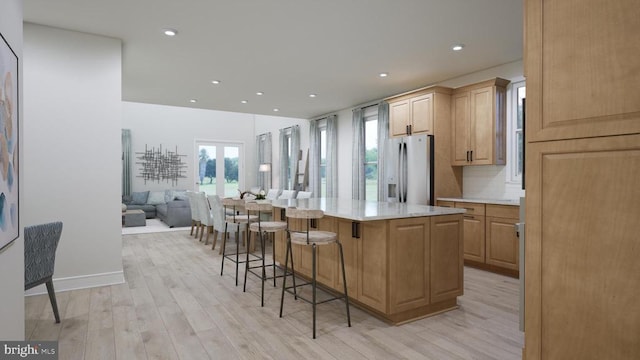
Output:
517,86,526,129
516,131,524,177
198,145,216,195
224,146,240,197
365,119,378,201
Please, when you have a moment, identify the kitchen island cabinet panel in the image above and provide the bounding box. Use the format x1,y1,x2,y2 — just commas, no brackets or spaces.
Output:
357,221,387,312
430,215,464,303
389,217,430,314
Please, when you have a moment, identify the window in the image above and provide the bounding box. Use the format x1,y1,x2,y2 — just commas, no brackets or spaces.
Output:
364,108,379,200
510,81,526,183
319,121,327,197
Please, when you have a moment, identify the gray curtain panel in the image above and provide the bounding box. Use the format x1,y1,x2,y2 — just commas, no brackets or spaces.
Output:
309,119,321,197
351,108,365,200
377,102,389,201
279,129,289,189
256,132,272,190
326,115,338,198
121,129,132,197
290,125,300,190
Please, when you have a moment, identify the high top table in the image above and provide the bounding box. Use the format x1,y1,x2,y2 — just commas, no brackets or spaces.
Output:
270,198,465,325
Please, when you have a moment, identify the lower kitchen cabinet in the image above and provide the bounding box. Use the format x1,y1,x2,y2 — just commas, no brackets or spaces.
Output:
438,200,519,277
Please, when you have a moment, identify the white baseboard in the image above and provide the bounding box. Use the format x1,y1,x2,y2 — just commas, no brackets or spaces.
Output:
24,270,125,296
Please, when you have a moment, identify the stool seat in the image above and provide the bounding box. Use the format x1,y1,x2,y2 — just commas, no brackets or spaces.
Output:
290,231,337,245
249,221,287,233
227,214,259,223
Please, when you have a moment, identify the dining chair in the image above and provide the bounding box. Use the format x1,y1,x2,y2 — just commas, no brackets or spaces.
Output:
195,192,214,244
296,191,313,199
186,191,201,238
207,194,226,252
265,189,281,200
24,221,64,323
278,190,297,199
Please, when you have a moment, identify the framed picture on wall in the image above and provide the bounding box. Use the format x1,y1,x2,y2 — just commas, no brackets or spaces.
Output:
0,32,19,251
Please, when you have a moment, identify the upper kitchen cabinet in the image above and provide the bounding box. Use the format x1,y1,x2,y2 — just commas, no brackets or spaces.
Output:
525,0,640,142
451,78,509,166
387,86,452,137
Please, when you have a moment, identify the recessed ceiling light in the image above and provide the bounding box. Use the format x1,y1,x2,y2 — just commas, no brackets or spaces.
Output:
309,94,317,98
273,108,279,112
163,29,178,36
211,80,221,84
452,44,465,51
256,92,264,96
241,100,248,104
379,72,388,78
189,99,197,103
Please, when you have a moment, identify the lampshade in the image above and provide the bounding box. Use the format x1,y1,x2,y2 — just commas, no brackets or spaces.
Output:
258,163,271,172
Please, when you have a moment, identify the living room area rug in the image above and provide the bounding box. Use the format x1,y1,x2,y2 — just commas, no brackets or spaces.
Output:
122,218,191,235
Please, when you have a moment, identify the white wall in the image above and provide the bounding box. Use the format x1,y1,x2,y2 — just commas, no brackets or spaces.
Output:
23,24,124,294
0,0,23,340
123,103,308,193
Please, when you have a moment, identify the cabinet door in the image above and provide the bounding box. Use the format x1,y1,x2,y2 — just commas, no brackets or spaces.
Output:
451,92,470,165
336,219,359,298
357,221,387,312
389,100,410,137
410,93,433,135
525,0,640,142
462,215,485,263
430,215,464,303
469,86,494,165
485,217,518,271
389,217,430,314
525,134,640,359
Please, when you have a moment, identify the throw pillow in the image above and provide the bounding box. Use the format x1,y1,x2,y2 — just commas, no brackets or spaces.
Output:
164,189,175,203
131,191,149,205
173,190,187,201
147,191,166,205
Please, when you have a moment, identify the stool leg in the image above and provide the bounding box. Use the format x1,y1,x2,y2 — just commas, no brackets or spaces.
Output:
312,243,317,339
279,235,291,318
235,227,241,286
271,233,277,287
338,242,352,327
260,230,266,307
243,230,252,292
220,223,228,276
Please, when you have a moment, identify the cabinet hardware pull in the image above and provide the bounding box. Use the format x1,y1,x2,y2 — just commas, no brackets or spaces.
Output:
409,124,412,135
406,125,409,135
351,221,361,239
464,215,474,219
466,151,470,162
470,150,473,162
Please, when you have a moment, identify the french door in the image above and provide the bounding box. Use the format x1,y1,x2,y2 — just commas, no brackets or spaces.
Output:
194,140,244,197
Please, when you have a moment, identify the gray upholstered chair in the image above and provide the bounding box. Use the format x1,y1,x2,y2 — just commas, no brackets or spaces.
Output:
278,190,297,199
265,189,281,200
296,191,313,199
24,221,64,323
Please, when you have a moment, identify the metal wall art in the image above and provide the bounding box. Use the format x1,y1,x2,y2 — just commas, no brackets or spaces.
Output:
136,144,187,186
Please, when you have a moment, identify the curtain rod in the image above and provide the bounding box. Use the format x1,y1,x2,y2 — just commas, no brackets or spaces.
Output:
257,132,271,137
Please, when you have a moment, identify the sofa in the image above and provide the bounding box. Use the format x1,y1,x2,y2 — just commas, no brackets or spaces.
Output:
123,189,192,228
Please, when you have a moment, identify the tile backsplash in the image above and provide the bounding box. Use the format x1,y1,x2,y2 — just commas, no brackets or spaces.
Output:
463,165,525,200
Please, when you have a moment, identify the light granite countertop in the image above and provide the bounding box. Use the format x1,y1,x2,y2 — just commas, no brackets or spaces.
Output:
437,197,520,206
270,198,465,221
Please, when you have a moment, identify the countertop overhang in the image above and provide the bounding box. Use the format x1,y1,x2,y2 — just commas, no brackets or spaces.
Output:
437,197,520,206
270,198,465,221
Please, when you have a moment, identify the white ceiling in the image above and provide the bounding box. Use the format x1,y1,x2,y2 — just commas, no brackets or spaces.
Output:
23,0,522,119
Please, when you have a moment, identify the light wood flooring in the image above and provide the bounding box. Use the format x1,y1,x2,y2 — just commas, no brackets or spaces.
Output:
25,230,524,359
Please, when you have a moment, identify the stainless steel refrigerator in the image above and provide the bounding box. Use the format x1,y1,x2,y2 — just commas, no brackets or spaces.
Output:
384,134,434,205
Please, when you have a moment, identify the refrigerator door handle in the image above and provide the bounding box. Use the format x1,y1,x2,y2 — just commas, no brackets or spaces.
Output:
397,142,403,202
403,142,408,202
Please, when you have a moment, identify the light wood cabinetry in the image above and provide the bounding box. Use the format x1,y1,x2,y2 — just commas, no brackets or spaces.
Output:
455,202,486,263
485,205,518,271
438,200,519,277
386,86,463,199
389,91,437,137
274,208,463,324
525,1,640,357
451,78,509,166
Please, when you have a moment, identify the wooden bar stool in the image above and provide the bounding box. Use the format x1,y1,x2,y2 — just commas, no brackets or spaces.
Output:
220,198,258,286
243,201,288,306
279,207,351,339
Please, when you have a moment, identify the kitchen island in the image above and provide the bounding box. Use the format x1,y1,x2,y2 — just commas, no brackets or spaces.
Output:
270,198,465,325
